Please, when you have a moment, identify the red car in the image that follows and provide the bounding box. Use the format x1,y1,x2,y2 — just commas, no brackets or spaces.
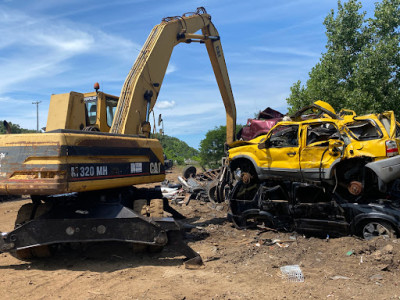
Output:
238,107,283,141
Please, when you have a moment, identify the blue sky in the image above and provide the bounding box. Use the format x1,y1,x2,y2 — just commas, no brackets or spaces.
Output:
0,0,376,149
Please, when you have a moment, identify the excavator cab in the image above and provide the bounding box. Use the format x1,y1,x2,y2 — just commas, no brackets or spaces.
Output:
83,91,119,132
45,90,119,133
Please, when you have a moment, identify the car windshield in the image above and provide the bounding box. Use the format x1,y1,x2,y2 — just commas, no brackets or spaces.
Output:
345,120,382,140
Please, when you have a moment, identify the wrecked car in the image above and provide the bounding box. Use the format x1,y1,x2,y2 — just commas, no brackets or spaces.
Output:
225,100,400,239
237,107,283,141
228,180,400,240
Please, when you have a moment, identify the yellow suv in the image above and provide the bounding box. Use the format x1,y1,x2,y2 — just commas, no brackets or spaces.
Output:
227,101,400,199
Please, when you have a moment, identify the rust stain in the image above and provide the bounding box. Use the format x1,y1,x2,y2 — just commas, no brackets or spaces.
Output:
76,137,142,148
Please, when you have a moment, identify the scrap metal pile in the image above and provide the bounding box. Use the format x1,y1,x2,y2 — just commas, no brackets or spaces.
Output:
160,166,223,204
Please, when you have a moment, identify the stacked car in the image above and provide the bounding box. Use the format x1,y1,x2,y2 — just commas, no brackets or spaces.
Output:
226,101,400,240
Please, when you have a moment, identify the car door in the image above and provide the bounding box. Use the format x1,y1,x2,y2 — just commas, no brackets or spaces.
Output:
300,122,342,182
260,124,301,180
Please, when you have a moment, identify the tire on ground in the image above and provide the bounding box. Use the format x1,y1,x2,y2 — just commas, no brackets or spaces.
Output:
206,180,218,203
182,165,197,179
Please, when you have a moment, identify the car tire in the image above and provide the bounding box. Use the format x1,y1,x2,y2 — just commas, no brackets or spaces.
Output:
182,165,197,179
358,220,396,240
206,180,218,203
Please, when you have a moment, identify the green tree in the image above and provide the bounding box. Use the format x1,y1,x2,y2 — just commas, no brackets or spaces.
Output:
349,0,400,114
154,133,199,165
287,0,400,116
0,121,36,134
199,125,242,169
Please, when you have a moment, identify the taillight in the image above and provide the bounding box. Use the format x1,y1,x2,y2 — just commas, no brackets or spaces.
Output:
386,140,399,157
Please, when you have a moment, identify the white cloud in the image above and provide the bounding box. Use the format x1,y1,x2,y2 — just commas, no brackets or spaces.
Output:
32,31,94,53
166,63,177,74
156,100,176,109
0,6,139,94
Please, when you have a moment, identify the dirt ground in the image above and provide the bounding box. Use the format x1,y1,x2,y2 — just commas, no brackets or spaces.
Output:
0,167,400,300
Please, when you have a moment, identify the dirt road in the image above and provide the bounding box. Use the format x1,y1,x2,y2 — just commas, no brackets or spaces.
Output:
0,168,399,299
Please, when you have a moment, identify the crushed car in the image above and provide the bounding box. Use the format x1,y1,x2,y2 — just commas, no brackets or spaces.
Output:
229,180,400,240
224,100,400,239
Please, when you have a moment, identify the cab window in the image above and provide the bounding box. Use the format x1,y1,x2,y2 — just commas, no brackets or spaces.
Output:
106,96,118,127
268,125,299,148
84,96,97,125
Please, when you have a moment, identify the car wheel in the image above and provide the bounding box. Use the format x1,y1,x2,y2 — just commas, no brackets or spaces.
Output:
206,180,218,203
359,220,396,240
182,165,197,179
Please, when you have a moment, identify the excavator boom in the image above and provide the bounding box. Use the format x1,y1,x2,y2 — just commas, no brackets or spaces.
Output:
111,7,236,143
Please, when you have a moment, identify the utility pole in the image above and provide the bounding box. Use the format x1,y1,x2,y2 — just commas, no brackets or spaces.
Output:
32,101,41,132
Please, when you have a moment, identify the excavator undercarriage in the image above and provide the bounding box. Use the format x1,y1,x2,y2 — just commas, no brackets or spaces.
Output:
0,187,202,267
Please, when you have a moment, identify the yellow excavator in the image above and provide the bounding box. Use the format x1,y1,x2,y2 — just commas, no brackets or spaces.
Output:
0,7,236,267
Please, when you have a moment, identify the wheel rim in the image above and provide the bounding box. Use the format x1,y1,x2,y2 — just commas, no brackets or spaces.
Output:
362,222,391,240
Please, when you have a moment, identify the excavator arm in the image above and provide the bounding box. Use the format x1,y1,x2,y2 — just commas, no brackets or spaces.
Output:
111,7,236,144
